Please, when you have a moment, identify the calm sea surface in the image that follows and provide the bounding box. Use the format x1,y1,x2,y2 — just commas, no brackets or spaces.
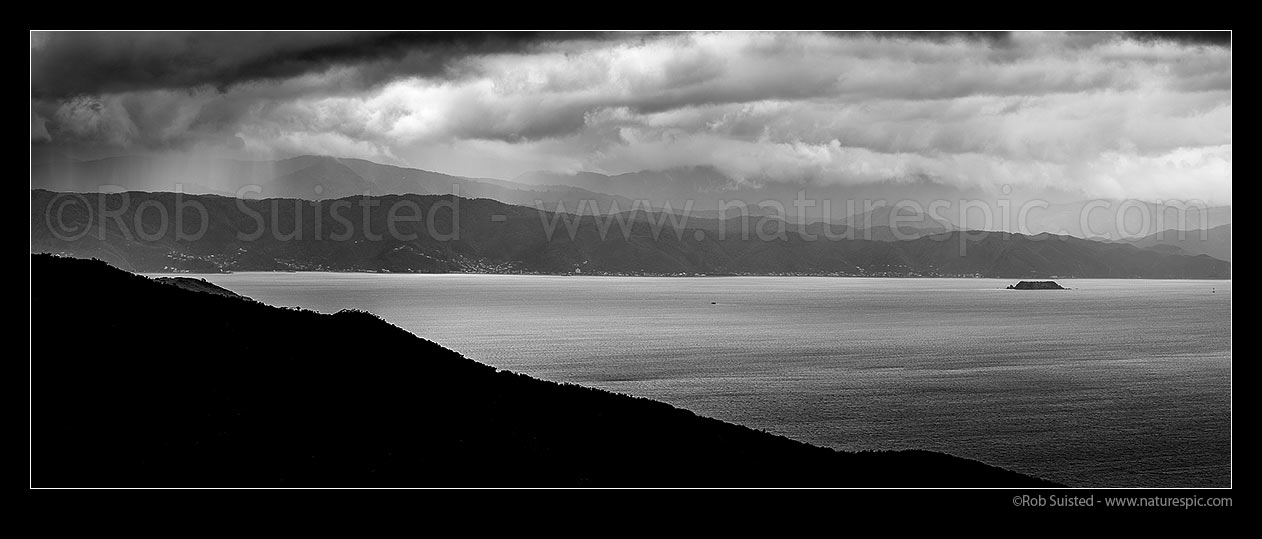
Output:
172,273,1232,487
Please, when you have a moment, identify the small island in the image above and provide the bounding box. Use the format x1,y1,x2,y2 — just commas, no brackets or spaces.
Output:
1007,281,1066,290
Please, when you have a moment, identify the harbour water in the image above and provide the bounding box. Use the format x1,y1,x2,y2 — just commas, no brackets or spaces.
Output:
174,273,1232,487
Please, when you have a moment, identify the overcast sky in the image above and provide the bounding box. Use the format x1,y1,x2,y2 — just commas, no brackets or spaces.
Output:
30,31,1231,204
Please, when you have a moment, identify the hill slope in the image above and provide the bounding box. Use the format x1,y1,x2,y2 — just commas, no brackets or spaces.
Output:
30,254,1059,487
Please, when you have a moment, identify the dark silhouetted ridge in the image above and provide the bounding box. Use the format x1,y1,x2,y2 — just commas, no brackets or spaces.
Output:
31,254,1062,487
152,276,245,298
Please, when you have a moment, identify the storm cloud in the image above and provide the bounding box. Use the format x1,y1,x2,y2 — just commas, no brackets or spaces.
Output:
30,31,617,98
30,30,1231,203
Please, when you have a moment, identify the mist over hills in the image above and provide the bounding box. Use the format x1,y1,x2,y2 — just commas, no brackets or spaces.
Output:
1015,200,1231,242
31,189,1229,278
515,167,985,214
1120,224,1232,262
516,168,1230,234
30,153,634,216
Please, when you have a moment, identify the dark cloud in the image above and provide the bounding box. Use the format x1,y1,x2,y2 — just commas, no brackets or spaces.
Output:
30,31,616,99
834,31,1230,49
843,31,1014,44
1125,31,1231,47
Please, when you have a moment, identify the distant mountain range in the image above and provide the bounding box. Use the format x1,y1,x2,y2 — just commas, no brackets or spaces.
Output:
1014,200,1231,241
1118,224,1231,262
32,153,1231,243
31,189,1230,278
32,253,1060,486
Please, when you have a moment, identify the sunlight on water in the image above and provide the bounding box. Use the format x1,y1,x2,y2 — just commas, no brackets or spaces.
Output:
174,273,1232,487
